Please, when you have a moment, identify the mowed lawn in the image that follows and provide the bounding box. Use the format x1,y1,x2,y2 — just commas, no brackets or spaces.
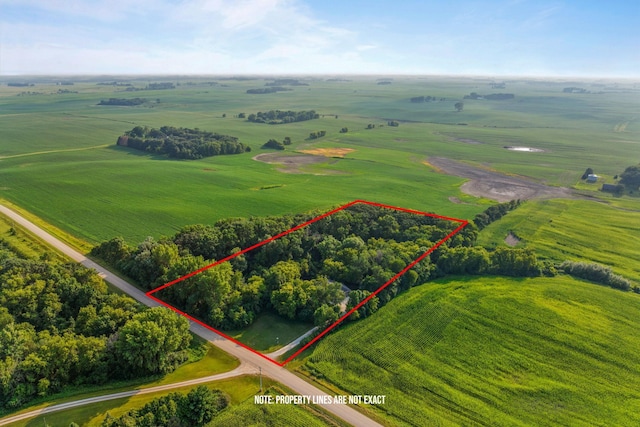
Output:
476,199,640,282
303,276,640,427
227,312,314,353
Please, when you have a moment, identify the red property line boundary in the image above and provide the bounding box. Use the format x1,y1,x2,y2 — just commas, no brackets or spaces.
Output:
147,200,468,367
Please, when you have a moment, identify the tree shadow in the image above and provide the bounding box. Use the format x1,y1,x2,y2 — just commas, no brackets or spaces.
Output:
105,145,174,161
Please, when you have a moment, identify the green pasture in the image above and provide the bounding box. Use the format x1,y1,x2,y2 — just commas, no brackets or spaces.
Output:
1,77,638,245
227,312,314,353
303,275,640,427
476,199,640,282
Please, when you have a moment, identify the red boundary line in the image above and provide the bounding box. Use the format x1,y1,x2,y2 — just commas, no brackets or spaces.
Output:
146,200,468,367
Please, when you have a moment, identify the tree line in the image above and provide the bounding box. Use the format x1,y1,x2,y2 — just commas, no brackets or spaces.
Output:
101,386,227,427
98,98,149,106
94,200,637,341
246,87,292,94
247,110,319,124
92,205,477,330
116,126,250,160
410,96,446,103
464,92,515,100
0,242,192,410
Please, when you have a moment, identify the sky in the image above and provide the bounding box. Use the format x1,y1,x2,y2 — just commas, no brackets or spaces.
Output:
0,0,638,77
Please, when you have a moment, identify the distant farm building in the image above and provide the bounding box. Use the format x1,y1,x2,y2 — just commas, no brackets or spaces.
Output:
601,183,621,193
586,174,598,183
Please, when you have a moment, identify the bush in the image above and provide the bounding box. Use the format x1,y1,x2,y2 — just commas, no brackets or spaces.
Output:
560,261,631,291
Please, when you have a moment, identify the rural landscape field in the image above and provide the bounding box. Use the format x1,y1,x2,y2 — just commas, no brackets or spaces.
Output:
1,73,638,426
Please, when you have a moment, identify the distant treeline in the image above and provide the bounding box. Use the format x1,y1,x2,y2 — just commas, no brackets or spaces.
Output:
98,97,148,106
124,82,175,92
246,87,292,94
265,79,308,86
6,82,34,87
410,96,446,103
563,87,589,93
117,126,249,160
247,110,319,124
96,81,133,87
464,92,515,100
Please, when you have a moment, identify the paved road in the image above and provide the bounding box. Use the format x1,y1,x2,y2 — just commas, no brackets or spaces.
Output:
264,327,318,359
0,366,252,426
0,205,381,427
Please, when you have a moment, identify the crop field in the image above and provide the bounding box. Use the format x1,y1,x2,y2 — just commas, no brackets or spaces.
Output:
1,76,638,244
1,75,639,426
302,275,640,427
476,199,640,282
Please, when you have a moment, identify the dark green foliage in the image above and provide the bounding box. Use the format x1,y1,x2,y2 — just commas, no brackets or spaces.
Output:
246,110,318,124
114,307,191,376
410,95,442,103
103,205,458,330
146,82,175,90
308,130,326,139
339,127,348,133
98,98,147,106
560,261,631,291
437,246,543,277
387,120,399,127
0,248,192,409
265,79,308,86
619,164,640,190
464,92,515,100
473,200,521,230
581,167,594,180
262,139,285,150
117,126,248,160
101,386,228,427
454,101,464,112
246,87,291,94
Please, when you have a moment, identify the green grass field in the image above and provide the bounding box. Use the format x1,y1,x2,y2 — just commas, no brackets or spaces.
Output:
476,199,640,282
227,312,314,352
1,77,638,244
302,276,640,427
1,76,639,426
209,386,341,427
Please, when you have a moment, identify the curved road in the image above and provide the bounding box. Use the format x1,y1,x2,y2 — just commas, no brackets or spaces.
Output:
0,366,252,426
0,205,381,427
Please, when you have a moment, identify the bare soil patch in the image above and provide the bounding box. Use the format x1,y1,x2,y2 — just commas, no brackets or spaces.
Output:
298,148,355,157
427,157,575,202
252,152,343,174
505,232,520,247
